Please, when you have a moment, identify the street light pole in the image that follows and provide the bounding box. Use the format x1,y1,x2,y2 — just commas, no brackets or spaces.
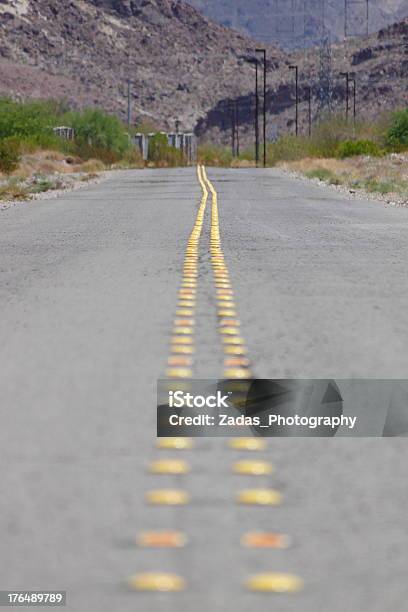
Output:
340,72,350,123
127,79,131,130
305,86,312,137
234,100,240,157
289,65,299,136
255,58,259,167
256,48,267,167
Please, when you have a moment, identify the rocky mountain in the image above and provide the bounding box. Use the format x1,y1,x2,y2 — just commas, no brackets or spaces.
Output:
0,0,285,131
197,18,408,145
0,0,406,146
187,0,408,49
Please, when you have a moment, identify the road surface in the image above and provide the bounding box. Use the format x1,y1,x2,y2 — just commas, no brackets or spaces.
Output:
1,167,408,611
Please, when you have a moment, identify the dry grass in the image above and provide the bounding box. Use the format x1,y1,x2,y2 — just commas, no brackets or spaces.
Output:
279,154,408,202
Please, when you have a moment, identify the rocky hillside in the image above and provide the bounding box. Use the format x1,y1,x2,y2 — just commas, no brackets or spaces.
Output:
196,18,408,145
187,0,408,49
0,0,285,131
0,0,406,146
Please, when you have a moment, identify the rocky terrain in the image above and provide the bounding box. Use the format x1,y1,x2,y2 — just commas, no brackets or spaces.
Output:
196,18,408,145
187,0,408,49
0,0,406,145
0,0,285,132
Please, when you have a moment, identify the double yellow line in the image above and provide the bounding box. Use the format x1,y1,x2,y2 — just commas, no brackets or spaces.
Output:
166,165,252,380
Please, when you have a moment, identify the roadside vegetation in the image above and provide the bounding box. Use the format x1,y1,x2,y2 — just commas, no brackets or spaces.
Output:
199,108,408,203
0,98,188,203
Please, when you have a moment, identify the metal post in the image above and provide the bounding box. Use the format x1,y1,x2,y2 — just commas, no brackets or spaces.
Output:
341,72,350,123
351,77,356,127
231,105,236,157
255,58,259,167
289,65,299,136
234,101,240,157
256,49,267,167
306,87,312,137
127,79,131,129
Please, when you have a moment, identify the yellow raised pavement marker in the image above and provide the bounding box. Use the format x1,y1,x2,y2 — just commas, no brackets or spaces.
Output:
246,573,303,593
128,572,186,592
241,532,291,549
157,438,193,450
224,357,251,368
167,356,193,367
165,367,193,379
228,438,266,451
146,489,190,505
137,531,187,548
149,459,190,475
237,489,282,506
224,367,252,379
233,460,273,476
170,345,195,355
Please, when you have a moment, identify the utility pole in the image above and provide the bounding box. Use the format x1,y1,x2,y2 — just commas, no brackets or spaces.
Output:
340,72,350,123
256,48,267,167
231,105,236,157
305,86,312,137
234,101,240,157
289,65,299,136
255,58,259,167
127,79,131,130
350,75,356,128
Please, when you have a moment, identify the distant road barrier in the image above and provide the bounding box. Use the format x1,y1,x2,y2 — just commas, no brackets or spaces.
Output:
132,132,197,165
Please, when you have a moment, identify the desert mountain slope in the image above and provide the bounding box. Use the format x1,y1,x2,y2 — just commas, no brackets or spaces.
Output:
187,0,408,49
0,0,285,131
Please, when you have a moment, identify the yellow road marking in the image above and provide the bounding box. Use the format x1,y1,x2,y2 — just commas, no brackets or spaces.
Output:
246,573,303,593
149,459,190,475
156,438,193,450
237,489,283,506
145,489,190,505
137,531,188,548
128,573,186,592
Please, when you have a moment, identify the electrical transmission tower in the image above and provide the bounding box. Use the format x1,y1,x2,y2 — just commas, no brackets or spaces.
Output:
345,0,369,38
317,34,334,117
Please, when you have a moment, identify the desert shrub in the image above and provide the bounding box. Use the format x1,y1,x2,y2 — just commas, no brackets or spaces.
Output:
198,144,233,167
305,167,342,185
0,139,21,174
336,140,383,158
0,98,58,139
64,108,130,156
386,108,408,150
148,133,185,167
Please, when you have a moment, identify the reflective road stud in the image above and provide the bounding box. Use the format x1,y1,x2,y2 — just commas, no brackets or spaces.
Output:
237,489,283,506
228,438,266,451
137,531,187,548
149,460,190,475
146,489,190,505
233,461,273,476
246,573,303,593
128,573,186,592
241,532,291,549
156,438,193,450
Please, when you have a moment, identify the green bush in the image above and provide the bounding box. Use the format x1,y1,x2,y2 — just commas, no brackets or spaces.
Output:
386,109,408,150
0,98,57,139
336,140,383,158
64,108,130,156
198,144,233,167
0,139,21,174
148,133,185,167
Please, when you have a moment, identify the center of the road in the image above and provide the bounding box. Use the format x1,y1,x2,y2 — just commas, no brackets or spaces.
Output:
166,165,253,381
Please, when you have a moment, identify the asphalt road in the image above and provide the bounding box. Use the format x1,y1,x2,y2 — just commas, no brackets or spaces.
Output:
1,167,408,612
